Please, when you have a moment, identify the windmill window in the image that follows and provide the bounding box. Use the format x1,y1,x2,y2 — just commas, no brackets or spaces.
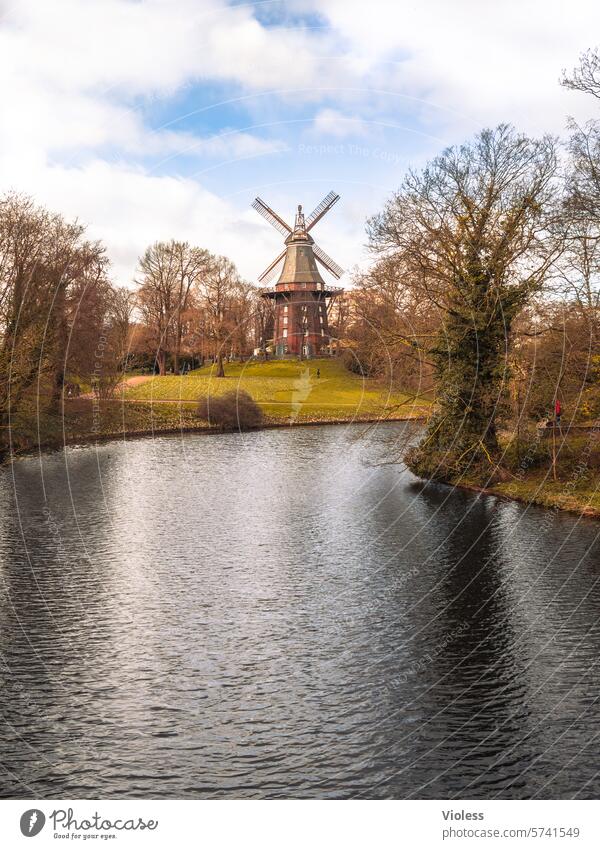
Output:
284,305,288,313
283,328,288,338
283,316,288,326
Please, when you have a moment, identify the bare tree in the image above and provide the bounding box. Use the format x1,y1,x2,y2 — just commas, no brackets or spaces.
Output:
108,286,135,370
136,242,177,375
327,290,350,357
562,48,600,100
58,242,112,403
554,225,600,344
172,244,212,373
0,193,111,455
345,259,436,392
560,48,600,345
199,255,242,377
561,49,600,224
252,287,275,356
227,278,254,362
136,241,213,374
368,125,560,481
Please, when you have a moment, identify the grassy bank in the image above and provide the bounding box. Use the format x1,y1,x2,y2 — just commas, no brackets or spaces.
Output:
8,361,598,523
4,359,427,458
122,358,430,422
491,475,600,518
456,432,600,519
8,399,210,456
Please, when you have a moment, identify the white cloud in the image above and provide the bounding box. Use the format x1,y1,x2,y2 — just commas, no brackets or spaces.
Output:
1,0,599,289
4,157,278,284
145,129,286,160
306,0,598,134
0,1,305,282
311,109,370,139
1,0,336,96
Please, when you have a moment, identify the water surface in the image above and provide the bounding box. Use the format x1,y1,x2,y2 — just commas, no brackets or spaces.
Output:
1,422,599,798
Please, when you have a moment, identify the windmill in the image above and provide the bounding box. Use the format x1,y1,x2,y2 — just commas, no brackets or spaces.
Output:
252,192,344,358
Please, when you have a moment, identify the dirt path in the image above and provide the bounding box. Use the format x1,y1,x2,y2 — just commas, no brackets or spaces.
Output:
122,375,154,387
79,374,154,400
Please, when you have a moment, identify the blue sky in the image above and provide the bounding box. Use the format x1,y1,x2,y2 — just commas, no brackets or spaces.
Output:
1,0,598,283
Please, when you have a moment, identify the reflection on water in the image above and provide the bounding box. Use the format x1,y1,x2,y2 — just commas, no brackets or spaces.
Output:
0,422,599,799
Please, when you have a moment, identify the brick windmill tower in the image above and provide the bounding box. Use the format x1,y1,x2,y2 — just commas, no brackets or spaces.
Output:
252,192,344,357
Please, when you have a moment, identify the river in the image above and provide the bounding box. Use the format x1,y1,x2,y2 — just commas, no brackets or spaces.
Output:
1,422,599,799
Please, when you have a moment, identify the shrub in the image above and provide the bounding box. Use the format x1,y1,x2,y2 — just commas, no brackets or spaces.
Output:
196,389,263,431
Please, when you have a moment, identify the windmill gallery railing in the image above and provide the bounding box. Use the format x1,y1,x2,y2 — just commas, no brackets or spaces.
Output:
260,282,344,298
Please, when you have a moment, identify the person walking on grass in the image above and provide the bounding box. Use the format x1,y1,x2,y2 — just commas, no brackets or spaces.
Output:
555,398,562,428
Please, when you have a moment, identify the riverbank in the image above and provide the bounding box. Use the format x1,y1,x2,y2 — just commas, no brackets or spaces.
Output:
453,430,600,520
6,393,598,522
456,477,600,520
3,396,424,460
3,359,430,461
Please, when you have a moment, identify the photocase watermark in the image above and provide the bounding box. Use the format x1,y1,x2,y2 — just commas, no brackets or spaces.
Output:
502,424,545,498
389,619,472,688
289,366,314,423
90,331,109,434
515,416,600,534
19,807,158,840
554,417,600,505
298,142,404,166
20,809,46,837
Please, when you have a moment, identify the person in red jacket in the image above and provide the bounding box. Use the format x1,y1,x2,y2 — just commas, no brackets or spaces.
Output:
555,398,562,427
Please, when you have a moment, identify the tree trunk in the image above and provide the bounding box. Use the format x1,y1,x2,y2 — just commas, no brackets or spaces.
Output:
173,324,183,375
216,352,225,378
52,368,65,408
50,286,68,411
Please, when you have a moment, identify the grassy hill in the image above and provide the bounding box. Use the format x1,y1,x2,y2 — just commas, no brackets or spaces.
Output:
123,357,430,422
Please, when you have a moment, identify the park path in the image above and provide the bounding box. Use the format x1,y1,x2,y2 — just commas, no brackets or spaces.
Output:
121,375,154,388
79,374,153,399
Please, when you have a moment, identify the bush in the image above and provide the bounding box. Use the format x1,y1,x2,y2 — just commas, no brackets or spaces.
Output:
196,389,263,431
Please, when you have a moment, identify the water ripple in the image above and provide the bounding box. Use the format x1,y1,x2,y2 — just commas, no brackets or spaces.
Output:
1,424,599,798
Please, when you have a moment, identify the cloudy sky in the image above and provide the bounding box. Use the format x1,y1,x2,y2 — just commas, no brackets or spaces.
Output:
1,0,598,284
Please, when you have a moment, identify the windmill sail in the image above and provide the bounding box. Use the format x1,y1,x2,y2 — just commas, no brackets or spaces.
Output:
258,249,286,283
313,243,344,279
306,191,340,232
252,198,292,236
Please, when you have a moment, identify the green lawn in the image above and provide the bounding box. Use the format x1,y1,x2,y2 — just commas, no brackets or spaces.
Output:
492,475,600,517
123,358,430,422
